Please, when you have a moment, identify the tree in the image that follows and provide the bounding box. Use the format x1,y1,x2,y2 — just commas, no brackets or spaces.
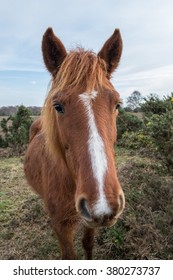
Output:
126,91,143,111
0,105,33,152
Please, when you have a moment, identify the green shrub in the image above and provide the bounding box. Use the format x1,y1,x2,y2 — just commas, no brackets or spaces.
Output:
146,110,173,169
142,94,173,169
0,105,33,153
120,130,153,150
117,109,144,140
118,94,173,171
141,93,173,117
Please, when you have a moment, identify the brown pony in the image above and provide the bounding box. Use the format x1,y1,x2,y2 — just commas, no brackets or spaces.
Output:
24,27,125,260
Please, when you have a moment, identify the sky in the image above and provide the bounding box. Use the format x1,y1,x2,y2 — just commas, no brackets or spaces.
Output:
0,0,173,106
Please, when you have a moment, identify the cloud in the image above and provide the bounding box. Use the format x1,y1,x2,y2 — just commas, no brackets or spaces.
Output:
0,0,173,105
114,64,173,103
30,81,37,85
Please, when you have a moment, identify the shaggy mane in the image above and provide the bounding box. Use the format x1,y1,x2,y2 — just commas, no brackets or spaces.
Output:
53,48,112,93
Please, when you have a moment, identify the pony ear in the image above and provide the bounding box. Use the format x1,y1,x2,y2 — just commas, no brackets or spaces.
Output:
42,28,67,77
98,29,123,78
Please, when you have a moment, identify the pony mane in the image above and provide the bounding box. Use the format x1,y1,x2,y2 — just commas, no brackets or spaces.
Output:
41,48,114,158
53,48,112,94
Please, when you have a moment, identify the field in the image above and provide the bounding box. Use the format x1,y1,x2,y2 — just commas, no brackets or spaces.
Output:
0,147,173,260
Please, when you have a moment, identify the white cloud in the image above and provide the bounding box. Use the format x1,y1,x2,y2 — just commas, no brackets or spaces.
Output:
113,64,173,103
0,0,173,105
30,81,37,85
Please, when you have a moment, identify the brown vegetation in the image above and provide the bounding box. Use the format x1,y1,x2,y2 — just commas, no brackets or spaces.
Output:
0,148,172,260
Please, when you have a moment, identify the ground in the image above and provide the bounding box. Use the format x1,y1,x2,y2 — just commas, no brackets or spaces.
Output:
0,148,173,260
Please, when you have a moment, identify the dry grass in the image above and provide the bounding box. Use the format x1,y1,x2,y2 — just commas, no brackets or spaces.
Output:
0,148,173,259
98,149,173,259
0,156,60,259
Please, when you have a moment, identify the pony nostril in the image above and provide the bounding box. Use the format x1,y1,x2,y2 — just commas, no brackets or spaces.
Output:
78,198,92,221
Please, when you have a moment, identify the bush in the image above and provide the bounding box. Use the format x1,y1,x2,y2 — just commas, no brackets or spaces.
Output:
142,94,173,169
118,93,173,171
120,130,153,150
141,93,173,117
0,105,33,153
146,110,173,169
117,109,144,140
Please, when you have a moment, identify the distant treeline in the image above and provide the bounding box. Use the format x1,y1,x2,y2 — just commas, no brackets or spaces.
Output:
0,106,41,116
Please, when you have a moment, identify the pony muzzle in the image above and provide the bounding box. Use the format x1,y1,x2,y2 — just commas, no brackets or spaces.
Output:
76,193,125,227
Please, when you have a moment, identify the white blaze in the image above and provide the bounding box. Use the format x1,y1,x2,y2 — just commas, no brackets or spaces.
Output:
79,91,112,216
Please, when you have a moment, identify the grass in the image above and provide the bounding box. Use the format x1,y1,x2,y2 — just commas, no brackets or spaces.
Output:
0,148,173,259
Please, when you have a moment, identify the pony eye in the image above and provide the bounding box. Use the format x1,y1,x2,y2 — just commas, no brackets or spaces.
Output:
54,103,65,114
115,103,121,110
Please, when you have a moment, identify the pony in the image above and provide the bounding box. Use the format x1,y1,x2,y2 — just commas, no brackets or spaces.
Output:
24,27,125,259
